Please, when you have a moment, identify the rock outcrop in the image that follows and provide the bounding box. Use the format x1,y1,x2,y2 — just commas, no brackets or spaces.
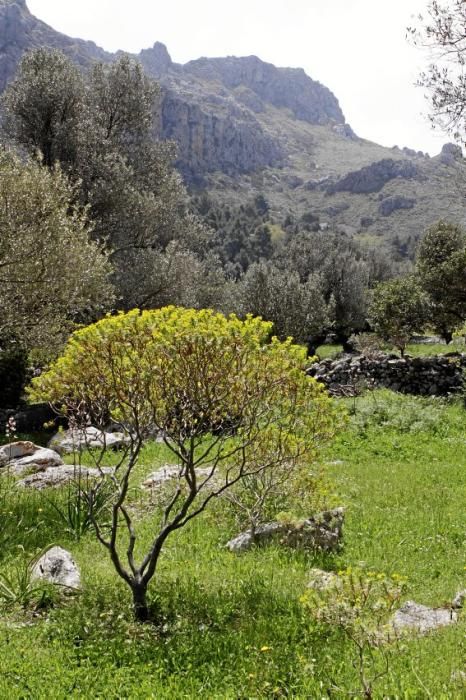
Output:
438,142,463,166
184,55,345,125
378,195,416,216
18,464,113,490
326,158,419,194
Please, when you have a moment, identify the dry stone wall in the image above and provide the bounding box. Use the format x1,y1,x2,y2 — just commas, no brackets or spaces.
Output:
307,353,466,396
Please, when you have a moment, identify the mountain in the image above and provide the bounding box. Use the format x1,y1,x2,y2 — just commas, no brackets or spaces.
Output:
1,0,466,254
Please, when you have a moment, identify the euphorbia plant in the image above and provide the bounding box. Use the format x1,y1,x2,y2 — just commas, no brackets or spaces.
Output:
30,306,339,621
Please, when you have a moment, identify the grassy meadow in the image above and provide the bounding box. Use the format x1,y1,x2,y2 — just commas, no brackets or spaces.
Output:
1,390,466,697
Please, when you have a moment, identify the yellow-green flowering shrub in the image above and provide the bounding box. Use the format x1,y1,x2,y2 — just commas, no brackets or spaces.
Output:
30,307,340,620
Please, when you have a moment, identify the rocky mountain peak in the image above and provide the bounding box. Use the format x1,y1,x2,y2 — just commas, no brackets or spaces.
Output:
139,41,172,78
183,54,345,126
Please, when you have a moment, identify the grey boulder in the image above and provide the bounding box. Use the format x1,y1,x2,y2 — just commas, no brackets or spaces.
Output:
31,546,81,590
48,426,129,455
0,441,63,475
392,601,457,634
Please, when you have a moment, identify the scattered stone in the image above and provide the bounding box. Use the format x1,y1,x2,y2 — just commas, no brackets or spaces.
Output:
142,464,181,488
48,426,129,455
226,507,344,553
307,568,340,591
18,465,113,490
32,546,81,591
0,441,41,466
451,670,466,684
452,590,466,609
142,465,218,490
391,601,457,634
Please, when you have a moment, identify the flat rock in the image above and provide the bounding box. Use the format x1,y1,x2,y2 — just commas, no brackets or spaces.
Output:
391,600,458,634
48,427,129,455
18,465,113,490
32,546,81,590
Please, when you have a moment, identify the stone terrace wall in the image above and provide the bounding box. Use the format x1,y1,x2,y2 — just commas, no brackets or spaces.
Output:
307,353,466,397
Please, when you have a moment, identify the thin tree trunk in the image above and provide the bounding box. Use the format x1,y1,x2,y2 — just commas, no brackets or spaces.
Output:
132,583,149,623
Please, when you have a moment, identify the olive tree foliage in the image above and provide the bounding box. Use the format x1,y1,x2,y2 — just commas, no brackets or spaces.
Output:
0,150,112,352
235,262,328,344
408,0,466,140
369,277,429,356
275,231,370,347
416,221,466,342
1,49,84,169
2,49,211,310
30,307,339,622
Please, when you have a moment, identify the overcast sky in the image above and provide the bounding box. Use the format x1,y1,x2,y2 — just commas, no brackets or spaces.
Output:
27,0,449,156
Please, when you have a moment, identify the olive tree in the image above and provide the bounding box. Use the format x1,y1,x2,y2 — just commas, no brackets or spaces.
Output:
416,221,466,342
237,261,328,344
2,49,212,311
0,150,112,352
369,276,428,356
30,307,339,622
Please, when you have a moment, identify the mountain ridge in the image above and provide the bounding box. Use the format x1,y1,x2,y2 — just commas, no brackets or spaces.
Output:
1,0,465,254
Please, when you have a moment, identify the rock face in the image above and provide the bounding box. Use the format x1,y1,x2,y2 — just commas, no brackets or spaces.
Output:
184,55,345,125
226,507,344,553
0,2,340,180
31,546,81,590
392,601,457,634
160,88,283,181
0,0,107,92
326,158,419,194
308,353,466,397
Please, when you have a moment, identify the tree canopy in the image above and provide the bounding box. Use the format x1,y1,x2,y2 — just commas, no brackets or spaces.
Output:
0,150,112,352
416,221,466,342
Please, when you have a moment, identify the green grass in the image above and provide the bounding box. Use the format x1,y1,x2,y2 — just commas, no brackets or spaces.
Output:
2,391,466,697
